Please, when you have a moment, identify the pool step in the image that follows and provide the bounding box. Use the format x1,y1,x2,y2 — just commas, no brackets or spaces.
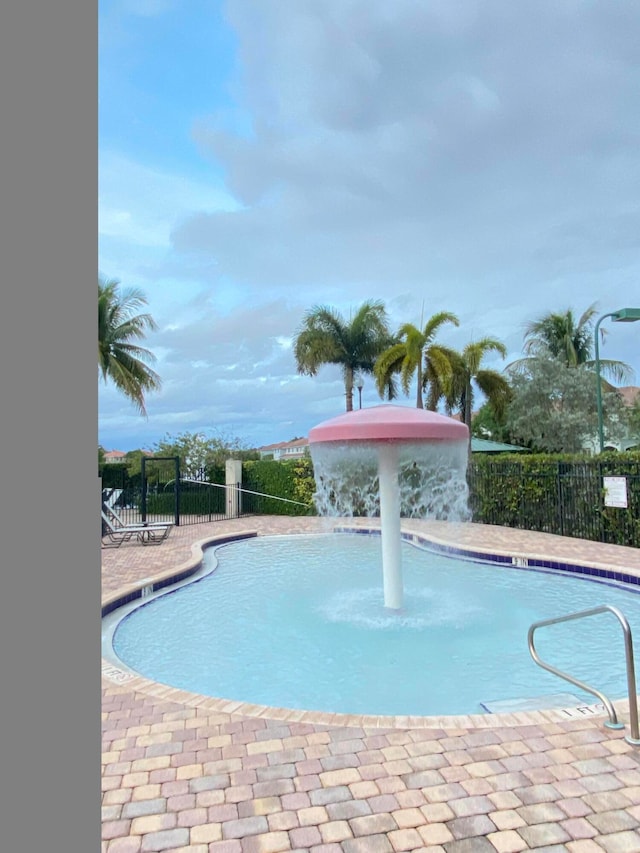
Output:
480,693,583,714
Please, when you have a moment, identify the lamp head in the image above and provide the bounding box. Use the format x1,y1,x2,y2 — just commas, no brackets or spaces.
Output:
611,308,640,322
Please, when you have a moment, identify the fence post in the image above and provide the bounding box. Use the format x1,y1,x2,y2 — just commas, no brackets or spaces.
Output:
174,456,181,526
141,456,147,523
225,459,243,518
556,463,564,536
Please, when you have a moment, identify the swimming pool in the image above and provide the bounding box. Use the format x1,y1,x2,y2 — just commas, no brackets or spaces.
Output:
110,532,640,717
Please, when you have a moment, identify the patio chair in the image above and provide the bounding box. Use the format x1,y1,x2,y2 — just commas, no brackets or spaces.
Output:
103,488,123,510
101,510,173,548
102,501,170,532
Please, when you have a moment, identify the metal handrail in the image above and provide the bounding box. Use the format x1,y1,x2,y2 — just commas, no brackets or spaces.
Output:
528,604,640,746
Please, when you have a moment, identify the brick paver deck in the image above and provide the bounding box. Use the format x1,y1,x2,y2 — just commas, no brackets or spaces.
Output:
102,517,640,852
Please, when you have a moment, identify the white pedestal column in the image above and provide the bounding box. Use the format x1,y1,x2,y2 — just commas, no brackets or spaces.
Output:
225,459,243,518
378,444,403,610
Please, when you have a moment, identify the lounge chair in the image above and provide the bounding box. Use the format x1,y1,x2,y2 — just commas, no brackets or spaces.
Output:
103,488,123,510
102,501,170,532
101,510,173,548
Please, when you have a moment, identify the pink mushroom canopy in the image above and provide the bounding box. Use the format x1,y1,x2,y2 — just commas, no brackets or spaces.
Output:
308,404,469,444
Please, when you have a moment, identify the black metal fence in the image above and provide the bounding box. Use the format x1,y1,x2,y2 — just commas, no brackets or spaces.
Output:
100,458,308,528
101,466,144,527
468,460,640,548
101,455,640,548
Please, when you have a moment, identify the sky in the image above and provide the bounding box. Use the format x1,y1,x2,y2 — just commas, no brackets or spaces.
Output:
99,0,640,453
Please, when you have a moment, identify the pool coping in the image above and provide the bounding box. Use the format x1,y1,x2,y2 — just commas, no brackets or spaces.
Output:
101,519,640,732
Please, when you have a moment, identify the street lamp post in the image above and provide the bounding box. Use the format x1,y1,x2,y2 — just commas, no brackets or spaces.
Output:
594,308,640,453
355,375,364,409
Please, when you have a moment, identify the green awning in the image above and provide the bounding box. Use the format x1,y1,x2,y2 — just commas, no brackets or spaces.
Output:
471,437,529,453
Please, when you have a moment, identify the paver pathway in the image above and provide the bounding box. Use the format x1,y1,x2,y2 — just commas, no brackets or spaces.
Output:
102,517,640,852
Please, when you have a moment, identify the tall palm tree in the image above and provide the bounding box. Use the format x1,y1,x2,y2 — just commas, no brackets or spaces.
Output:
294,300,393,411
98,277,162,416
428,338,511,430
373,311,459,408
508,303,633,383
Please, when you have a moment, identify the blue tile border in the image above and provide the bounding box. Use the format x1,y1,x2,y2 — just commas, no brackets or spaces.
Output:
103,525,640,620
332,525,640,595
101,531,257,617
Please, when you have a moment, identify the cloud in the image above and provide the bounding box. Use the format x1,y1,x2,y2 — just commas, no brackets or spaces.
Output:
171,0,640,310
99,150,239,249
100,0,640,450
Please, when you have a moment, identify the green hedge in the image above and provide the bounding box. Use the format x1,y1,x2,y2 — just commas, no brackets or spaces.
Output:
242,458,316,516
103,452,640,548
145,465,226,516
141,459,316,517
468,451,640,548
145,489,226,516
100,463,140,489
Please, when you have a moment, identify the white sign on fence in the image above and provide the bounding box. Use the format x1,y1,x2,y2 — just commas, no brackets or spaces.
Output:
603,476,628,508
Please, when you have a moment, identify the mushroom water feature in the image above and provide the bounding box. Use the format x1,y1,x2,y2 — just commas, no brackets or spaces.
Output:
308,404,470,610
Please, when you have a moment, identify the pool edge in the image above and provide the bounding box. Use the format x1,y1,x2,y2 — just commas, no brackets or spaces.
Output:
102,521,640,732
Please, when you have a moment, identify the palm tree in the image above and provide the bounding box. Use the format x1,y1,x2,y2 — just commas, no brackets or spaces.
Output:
98,277,162,416
293,300,393,411
373,311,459,408
508,303,633,383
428,338,511,430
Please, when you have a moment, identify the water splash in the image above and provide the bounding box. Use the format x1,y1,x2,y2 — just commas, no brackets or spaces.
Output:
318,586,485,631
311,440,471,522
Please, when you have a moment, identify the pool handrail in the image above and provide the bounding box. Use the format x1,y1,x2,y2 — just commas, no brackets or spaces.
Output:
528,604,639,746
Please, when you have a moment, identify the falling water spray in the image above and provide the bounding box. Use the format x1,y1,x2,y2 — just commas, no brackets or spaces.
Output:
309,405,470,610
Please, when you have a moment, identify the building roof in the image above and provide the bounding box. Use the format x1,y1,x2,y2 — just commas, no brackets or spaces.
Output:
259,438,309,452
618,385,640,406
260,435,525,455
103,449,154,459
104,450,127,460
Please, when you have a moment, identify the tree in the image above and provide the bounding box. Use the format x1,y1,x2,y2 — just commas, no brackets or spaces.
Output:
470,401,514,444
151,430,258,478
293,300,394,411
99,277,162,416
122,449,148,478
624,396,640,448
373,312,459,408
428,338,512,430
508,303,633,384
506,358,628,453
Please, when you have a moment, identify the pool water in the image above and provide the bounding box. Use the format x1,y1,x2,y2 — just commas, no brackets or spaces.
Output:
112,533,640,717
